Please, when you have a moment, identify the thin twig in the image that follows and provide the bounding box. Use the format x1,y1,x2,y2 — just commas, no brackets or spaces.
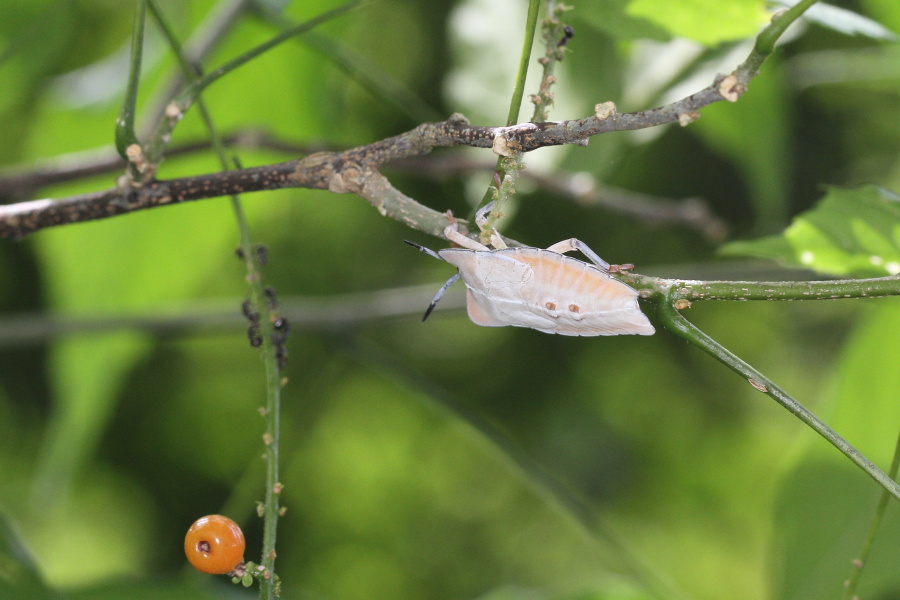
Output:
251,4,441,124
531,0,572,122
143,0,371,168
474,0,542,227
644,275,900,301
655,289,900,504
0,285,468,348
149,3,285,593
843,430,900,599
141,0,251,137
0,0,818,241
115,0,147,161
0,137,727,239
0,88,746,239
506,0,542,127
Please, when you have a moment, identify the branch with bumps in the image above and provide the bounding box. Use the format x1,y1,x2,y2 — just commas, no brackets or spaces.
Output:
0,2,812,241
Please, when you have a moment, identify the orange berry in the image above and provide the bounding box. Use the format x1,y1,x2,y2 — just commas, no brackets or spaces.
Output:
184,515,246,574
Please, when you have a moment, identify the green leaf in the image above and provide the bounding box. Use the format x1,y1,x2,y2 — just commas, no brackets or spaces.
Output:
720,185,900,277
824,302,900,465
575,0,671,42
625,0,768,46
719,235,793,263
770,0,898,41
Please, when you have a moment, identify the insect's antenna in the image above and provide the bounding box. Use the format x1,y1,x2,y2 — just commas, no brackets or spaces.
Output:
404,240,460,321
423,273,460,321
404,240,445,262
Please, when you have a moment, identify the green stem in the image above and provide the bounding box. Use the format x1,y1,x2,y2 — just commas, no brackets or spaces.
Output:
506,0,541,127
258,322,282,600
843,430,900,599
145,0,370,164
115,0,147,159
655,291,900,503
252,4,440,124
531,0,570,123
478,152,524,245
149,4,283,596
644,275,900,301
475,0,541,222
737,0,819,80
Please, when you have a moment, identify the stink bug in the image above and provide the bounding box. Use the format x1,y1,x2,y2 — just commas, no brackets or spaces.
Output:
406,204,654,337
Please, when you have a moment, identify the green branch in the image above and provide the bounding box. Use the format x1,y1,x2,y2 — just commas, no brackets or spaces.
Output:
475,0,541,227
655,290,900,504
737,0,820,81
640,274,900,301
506,0,542,127
115,0,147,161
531,0,572,123
144,0,370,166
843,430,900,599
149,4,284,596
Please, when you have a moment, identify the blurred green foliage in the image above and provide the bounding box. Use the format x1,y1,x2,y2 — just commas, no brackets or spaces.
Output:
722,185,900,276
1,1,899,599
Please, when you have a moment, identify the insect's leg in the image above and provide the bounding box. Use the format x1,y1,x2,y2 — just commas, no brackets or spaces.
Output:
422,273,461,321
473,201,507,249
474,201,494,230
404,240,445,262
444,222,491,251
545,238,612,271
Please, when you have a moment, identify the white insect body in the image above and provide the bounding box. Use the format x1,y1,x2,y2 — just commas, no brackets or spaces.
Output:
439,245,655,336
406,204,654,337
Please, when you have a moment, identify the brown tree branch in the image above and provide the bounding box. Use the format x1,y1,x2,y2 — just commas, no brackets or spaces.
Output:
0,69,740,241
0,133,725,239
0,132,334,200
0,1,815,241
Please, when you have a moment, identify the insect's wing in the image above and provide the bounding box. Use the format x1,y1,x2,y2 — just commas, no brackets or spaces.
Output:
439,248,533,289
571,265,655,336
464,289,560,331
573,297,655,336
464,289,507,327
440,249,556,331
439,247,654,336
512,249,655,336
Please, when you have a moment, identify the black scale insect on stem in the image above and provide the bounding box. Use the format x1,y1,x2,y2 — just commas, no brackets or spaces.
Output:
264,286,278,310
255,244,269,266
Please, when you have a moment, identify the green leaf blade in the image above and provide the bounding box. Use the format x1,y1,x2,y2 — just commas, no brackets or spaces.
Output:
625,0,769,46
721,185,900,277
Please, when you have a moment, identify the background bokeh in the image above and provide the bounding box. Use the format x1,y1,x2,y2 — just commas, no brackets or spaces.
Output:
1,1,899,599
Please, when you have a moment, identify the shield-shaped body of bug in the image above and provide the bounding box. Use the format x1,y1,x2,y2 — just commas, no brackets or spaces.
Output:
406,205,654,336
438,245,654,336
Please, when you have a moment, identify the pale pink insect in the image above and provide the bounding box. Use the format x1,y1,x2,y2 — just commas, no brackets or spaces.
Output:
406,205,654,337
